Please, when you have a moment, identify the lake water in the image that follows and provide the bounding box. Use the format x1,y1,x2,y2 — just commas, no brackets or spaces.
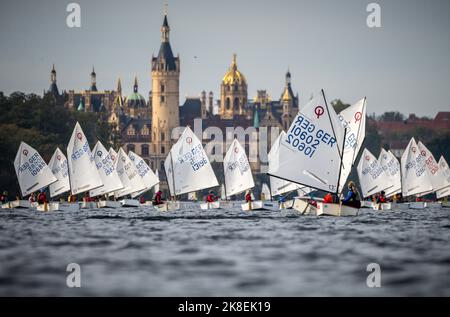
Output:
1,203,449,296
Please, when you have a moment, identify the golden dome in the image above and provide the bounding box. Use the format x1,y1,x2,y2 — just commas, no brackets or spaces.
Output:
222,54,247,86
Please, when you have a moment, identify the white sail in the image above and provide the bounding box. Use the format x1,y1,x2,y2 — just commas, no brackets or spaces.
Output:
337,98,367,193
48,148,70,198
14,142,57,197
154,169,160,194
220,184,226,200
128,151,159,198
417,141,448,193
357,148,388,198
223,138,255,197
261,183,271,199
114,148,146,198
268,90,345,193
268,131,301,196
164,151,175,196
436,156,450,199
66,123,102,195
378,149,401,197
90,141,124,197
109,148,118,165
401,137,433,197
297,186,314,197
164,126,219,196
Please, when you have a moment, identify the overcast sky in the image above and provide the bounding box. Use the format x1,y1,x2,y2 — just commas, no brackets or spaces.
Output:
0,0,449,117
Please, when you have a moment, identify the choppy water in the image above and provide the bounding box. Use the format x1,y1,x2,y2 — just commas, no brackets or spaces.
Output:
0,203,449,296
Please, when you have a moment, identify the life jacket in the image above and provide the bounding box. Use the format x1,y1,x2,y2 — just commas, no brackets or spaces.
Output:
139,196,145,204
37,193,46,204
154,193,162,204
245,193,252,202
206,194,215,202
323,194,333,204
378,195,386,203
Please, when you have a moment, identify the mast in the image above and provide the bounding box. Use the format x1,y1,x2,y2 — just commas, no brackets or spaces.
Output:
336,128,348,197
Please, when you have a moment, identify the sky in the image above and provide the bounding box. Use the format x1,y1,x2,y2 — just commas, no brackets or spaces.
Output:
0,0,449,117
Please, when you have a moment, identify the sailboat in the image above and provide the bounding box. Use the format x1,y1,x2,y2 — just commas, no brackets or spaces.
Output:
337,98,367,193
378,149,402,198
91,141,124,208
437,156,450,207
9,142,57,210
401,137,433,209
163,126,219,211
268,90,357,216
128,151,159,200
357,148,392,211
45,147,80,212
268,131,302,210
417,141,449,208
67,122,103,208
114,148,146,207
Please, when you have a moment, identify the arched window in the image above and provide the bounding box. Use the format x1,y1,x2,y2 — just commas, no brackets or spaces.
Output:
141,144,149,156
234,97,239,111
161,132,165,142
226,98,231,110
127,144,135,153
161,145,165,154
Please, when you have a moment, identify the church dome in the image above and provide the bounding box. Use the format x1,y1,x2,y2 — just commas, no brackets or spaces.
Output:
222,54,247,86
126,77,146,108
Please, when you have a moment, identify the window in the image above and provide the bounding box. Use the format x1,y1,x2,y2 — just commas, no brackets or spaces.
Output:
141,145,149,156
161,146,165,154
234,97,239,111
127,144,135,152
160,161,165,171
151,161,154,170
161,132,165,142
161,84,165,93
161,95,165,102
226,97,230,110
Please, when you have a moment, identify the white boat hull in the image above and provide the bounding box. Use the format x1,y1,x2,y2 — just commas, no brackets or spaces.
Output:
11,200,31,209
120,199,140,207
97,200,121,208
373,203,392,211
425,202,442,209
59,203,80,212
409,202,426,210
200,201,221,210
391,202,410,210
279,199,294,209
81,201,97,209
36,202,59,212
154,201,180,212
241,200,278,211
293,198,320,215
317,202,359,217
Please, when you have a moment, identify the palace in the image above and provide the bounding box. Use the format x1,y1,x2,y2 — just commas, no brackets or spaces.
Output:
45,10,300,192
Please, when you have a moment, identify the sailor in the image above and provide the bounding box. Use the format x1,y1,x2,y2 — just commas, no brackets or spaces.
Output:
29,193,36,203
323,193,333,204
37,190,47,205
139,196,145,204
153,191,164,206
1,191,8,204
205,190,217,203
245,190,252,203
341,181,361,208
377,191,387,203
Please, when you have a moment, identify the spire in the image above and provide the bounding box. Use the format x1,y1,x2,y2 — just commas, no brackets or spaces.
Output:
49,64,59,97
116,77,122,94
50,64,56,83
90,66,97,91
286,68,291,85
161,2,170,43
231,53,237,71
133,76,138,93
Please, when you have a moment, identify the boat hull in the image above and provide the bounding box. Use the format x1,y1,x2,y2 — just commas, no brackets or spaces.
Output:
81,201,97,209
317,202,359,217
293,199,320,215
442,201,450,208
120,199,140,207
241,200,278,211
200,201,221,210
425,202,442,209
391,202,410,210
409,202,426,210
279,199,294,210
97,200,121,208
154,201,180,212
373,203,392,211
36,202,59,212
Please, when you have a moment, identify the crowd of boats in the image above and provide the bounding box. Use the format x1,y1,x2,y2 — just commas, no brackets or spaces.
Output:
3,90,450,216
